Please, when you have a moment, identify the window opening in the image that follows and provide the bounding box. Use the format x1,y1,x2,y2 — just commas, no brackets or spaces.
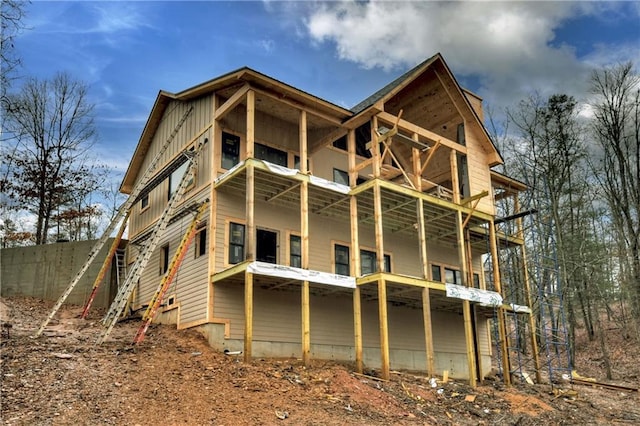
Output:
444,267,462,285
195,226,207,258
229,222,245,264
221,132,240,169
334,244,350,276
431,264,442,282
289,234,301,268
140,194,149,210
255,142,287,167
160,244,169,275
360,249,391,275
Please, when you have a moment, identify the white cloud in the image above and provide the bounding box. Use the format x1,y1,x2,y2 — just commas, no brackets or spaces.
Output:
302,1,638,112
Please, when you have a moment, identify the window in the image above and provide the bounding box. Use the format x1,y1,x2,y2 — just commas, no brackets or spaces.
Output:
289,234,301,268
195,226,207,258
333,169,349,186
444,267,462,285
255,142,287,167
431,264,442,282
294,155,310,172
473,273,481,288
168,151,195,201
334,244,350,276
221,132,240,169
160,244,169,275
229,222,245,264
332,135,347,151
140,194,149,210
360,249,391,275
333,168,367,186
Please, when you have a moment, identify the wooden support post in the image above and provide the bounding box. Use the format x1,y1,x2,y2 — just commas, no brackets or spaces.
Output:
515,197,542,383
300,110,311,366
489,219,512,386
417,199,435,376
244,270,253,362
371,116,381,178
246,90,255,158
451,151,477,387
208,95,219,321
373,180,390,379
245,90,256,262
348,129,363,372
378,277,390,381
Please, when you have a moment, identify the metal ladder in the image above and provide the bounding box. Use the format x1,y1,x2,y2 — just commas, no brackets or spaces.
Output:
133,200,209,344
34,106,193,337
115,249,127,288
97,140,205,344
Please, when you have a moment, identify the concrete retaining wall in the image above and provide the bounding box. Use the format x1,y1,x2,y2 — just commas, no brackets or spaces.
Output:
0,239,124,309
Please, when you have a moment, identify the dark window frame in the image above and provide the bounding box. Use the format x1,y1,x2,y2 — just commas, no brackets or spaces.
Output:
221,132,241,170
334,244,350,276
228,222,245,264
289,234,301,268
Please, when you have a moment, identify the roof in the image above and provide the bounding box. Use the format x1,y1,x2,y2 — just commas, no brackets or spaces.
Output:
121,53,503,193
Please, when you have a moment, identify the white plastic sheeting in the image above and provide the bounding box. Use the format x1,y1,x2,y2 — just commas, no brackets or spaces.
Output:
247,261,356,289
446,283,503,307
215,160,245,185
215,159,351,195
309,175,350,194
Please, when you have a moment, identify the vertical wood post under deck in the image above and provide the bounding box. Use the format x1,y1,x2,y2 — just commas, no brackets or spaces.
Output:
243,90,256,362
451,150,477,387
299,110,311,365
244,270,254,362
348,129,363,372
489,219,511,386
373,181,390,380
413,141,435,376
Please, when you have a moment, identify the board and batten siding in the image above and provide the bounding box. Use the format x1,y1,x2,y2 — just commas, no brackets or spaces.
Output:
129,95,213,239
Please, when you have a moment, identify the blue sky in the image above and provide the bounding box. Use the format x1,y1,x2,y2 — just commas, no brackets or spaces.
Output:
13,1,640,185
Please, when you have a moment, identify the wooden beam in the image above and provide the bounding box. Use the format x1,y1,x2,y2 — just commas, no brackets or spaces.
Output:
417,197,435,376
461,190,489,206
266,182,301,202
353,286,363,373
214,83,250,121
244,271,253,363
420,140,441,175
377,111,466,154
313,195,350,214
371,116,381,178
411,135,422,191
301,281,310,365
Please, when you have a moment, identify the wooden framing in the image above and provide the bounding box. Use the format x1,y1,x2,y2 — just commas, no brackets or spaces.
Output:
300,110,311,366
126,54,531,386
348,129,363,373
489,219,511,386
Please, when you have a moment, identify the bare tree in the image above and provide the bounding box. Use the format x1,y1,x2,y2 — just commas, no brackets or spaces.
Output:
1,72,101,244
590,62,640,335
0,0,28,106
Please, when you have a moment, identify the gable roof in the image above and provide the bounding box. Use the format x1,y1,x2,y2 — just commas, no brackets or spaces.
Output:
348,53,502,166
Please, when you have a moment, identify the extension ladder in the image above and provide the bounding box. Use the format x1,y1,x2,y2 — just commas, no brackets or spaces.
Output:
34,106,193,337
97,139,205,344
132,200,209,344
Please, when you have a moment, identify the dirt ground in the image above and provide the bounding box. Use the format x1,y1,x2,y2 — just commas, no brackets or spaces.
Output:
1,296,639,425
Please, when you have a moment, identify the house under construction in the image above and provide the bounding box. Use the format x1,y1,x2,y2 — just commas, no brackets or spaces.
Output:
39,53,563,386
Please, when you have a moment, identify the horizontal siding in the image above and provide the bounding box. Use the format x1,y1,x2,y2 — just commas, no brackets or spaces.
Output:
132,189,210,325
